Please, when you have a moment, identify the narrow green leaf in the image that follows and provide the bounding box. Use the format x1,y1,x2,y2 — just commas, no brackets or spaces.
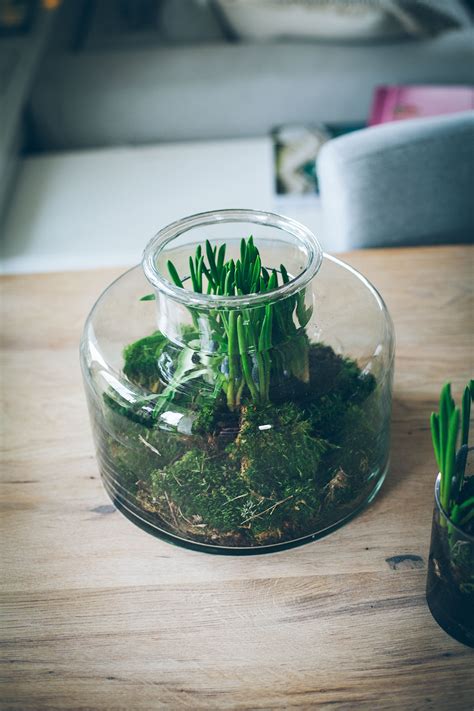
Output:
265,304,273,349
224,269,234,296
296,291,308,326
267,270,278,291
280,264,290,284
167,260,183,288
430,412,441,470
196,255,204,292
217,243,226,271
454,495,474,527
247,235,257,265
451,503,461,525
235,262,243,291
219,266,227,293
458,496,474,512
240,238,246,265
454,444,468,499
459,508,474,527
439,382,451,477
461,385,471,447
189,256,198,292
219,311,230,338
256,351,266,396
139,293,156,301
202,263,216,292
258,313,269,351
228,310,238,355
206,240,219,282
236,314,247,352
446,384,455,418
237,314,259,401
442,407,460,512
251,255,261,292
242,247,251,289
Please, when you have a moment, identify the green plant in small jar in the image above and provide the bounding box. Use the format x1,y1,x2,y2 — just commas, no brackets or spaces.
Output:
427,380,474,646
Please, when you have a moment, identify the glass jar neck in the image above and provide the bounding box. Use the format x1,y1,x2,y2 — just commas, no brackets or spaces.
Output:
142,209,322,351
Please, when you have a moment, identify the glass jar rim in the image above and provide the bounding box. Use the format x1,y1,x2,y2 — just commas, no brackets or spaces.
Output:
142,209,323,309
434,473,474,541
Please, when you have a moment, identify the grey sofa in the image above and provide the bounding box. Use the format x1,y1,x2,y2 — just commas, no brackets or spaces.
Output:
317,111,474,250
29,11,474,149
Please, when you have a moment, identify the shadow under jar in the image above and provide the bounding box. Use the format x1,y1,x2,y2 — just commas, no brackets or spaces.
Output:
81,209,395,554
426,474,474,647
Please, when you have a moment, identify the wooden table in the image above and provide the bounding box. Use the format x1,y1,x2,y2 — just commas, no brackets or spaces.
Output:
2,246,473,710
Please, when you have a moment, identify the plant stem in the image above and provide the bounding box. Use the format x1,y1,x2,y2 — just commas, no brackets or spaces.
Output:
430,412,441,471
461,385,471,447
236,314,259,402
227,310,238,410
442,407,459,512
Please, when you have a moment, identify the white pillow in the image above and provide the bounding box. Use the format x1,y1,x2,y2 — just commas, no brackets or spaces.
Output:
214,0,406,42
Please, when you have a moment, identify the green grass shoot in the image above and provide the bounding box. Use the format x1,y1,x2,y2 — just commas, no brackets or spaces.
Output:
431,381,473,530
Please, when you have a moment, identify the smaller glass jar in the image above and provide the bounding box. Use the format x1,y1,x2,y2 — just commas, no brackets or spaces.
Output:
426,474,474,647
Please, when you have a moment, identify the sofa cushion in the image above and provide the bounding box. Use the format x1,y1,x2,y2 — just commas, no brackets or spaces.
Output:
317,110,474,249
29,28,474,148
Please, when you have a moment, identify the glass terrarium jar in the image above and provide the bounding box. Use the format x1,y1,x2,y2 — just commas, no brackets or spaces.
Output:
426,474,474,647
81,209,395,554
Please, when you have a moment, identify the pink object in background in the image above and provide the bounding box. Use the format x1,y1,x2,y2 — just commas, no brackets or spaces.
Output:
369,85,474,126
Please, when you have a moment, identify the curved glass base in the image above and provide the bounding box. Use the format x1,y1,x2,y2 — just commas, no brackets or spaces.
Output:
426,588,474,648
100,462,389,555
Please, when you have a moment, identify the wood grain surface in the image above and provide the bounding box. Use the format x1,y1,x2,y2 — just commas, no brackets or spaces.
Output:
1,246,473,710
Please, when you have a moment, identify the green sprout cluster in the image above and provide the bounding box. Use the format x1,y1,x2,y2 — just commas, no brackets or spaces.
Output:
163,236,312,411
431,380,474,531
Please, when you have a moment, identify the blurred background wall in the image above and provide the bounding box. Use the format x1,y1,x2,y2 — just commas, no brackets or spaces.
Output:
1,0,473,268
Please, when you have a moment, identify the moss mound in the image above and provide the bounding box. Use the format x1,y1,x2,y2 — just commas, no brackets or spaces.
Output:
98,336,381,546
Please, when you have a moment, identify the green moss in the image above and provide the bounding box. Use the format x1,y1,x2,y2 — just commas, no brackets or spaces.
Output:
99,390,188,494
305,392,348,440
230,402,328,497
99,328,384,546
150,448,249,532
123,330,168,391
191,394,234,438
147,400,333,541
103,437,143,491
145,398,332,538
